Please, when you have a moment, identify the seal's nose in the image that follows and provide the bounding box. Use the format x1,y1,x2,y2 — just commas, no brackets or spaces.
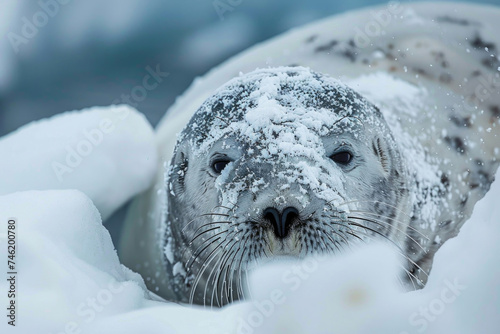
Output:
263,207,299,239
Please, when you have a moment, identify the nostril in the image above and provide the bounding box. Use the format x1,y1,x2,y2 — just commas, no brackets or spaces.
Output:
263,207,299,239
282,207,299,227
263,207,280,227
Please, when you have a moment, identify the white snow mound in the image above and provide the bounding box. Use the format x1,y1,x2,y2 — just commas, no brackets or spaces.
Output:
0,105,158,220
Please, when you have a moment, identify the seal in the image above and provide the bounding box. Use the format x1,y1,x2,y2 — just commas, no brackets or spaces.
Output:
119,2,500,307
165,67,413,306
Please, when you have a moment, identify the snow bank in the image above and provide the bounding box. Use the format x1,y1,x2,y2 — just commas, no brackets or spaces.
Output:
0,105,157,220
0,190,242,334
0,190,154,333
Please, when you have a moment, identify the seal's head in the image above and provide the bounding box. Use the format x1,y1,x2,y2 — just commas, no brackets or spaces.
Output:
165,67,410,305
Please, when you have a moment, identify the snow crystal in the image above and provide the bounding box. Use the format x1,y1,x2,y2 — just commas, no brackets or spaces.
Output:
164,237,175,264
173,262,187,277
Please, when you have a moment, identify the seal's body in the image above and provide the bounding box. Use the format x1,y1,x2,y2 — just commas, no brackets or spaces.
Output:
120,2,500,306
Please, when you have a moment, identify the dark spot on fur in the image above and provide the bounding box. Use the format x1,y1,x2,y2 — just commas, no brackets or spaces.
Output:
305,35,318,44
440,173,450,188
444,136,466,154
413,68,427,76
439,73,453,83
315,40,338,53
490,106,500,118
439,220,452,227
469,168,491,190
459,194,468,208
342,48,357,62
470,34,496,52
481,57,500,70
315,39,359,62
387,43,394,50
471,70,482,77
436,16,472,26
432,51,445,60
450,115,472,128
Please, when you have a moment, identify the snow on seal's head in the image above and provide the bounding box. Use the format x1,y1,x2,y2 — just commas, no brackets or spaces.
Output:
165,66,411,306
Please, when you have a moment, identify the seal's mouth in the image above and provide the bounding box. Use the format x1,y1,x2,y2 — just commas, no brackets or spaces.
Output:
265,228,303,256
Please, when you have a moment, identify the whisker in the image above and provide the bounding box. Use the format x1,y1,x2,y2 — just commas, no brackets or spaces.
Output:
187,221,231,240
228,237,249,304
337,199,411,220
208,232,244,307
188,226,221,245
189,243,227,305
212,205,236,212
203,238,236,308
236,247,249,301
191,229,241,306
186,231,228,270
215,247,237,306
350,210,429,240
182,213,230,233
348,216,427,253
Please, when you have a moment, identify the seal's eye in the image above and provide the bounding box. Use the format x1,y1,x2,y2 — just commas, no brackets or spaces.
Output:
330,151,352,165
212,160,231,174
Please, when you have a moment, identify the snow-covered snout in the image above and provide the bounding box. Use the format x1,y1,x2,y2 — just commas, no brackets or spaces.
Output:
165,67,410,306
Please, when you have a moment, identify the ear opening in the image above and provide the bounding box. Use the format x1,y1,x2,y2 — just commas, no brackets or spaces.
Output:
372,137,391,177
171,150,189,195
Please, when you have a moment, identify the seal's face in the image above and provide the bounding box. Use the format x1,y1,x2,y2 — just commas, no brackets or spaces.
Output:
166,67,409,305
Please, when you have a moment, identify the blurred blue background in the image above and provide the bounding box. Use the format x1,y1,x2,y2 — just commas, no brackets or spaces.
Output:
1,0,498,241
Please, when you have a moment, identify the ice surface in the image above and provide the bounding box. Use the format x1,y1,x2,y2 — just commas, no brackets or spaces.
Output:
0,105,157,220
